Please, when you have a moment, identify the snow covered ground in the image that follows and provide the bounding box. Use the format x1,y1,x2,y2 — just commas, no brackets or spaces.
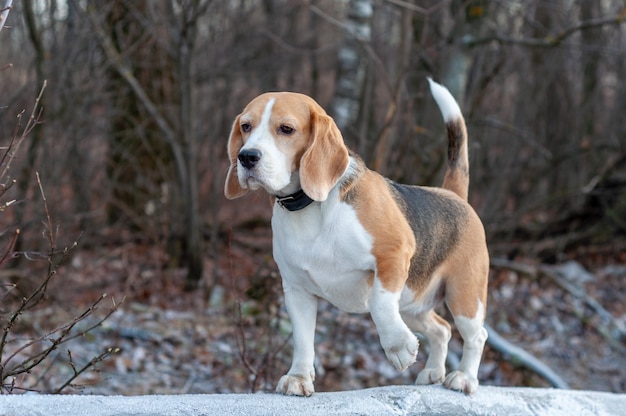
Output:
0,385,625,416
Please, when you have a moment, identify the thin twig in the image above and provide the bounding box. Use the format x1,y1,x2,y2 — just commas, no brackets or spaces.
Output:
53,346,120,394
2,294,121,390
0,81,46,183
465,8,626,48
233,301,258,379
0,0,13,33
2,295,107,376
0,229,19,267
384,0,446,15
36,172,55,255
309,4,395,99
0,173,108,390
0,264,58,378
76,2,188,193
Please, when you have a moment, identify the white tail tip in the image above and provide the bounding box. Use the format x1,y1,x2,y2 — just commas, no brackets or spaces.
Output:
427,77,462,122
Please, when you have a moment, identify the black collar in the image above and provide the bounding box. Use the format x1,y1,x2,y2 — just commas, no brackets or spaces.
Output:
275,189,315,211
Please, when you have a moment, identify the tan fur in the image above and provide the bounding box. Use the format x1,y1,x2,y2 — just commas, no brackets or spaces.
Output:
300,108,350,201
347,170,416,293
224,114,247,199
438,213,489,318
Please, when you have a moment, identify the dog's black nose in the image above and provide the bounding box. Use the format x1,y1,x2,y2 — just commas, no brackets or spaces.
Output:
238,149,262,169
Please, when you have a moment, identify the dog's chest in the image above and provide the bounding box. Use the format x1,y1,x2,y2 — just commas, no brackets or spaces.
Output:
272,201,376,312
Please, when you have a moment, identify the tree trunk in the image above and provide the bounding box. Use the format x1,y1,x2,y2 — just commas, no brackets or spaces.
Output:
105,1,177,231
177,2,203,290
371,7,412,173
332,0,373,143
96,1,203,288
14,0,46,259
441,0,487,105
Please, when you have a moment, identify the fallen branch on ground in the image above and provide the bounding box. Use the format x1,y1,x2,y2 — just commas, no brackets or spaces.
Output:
485,323,569,389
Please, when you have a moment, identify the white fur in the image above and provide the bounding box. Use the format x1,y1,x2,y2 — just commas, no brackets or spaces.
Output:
444,300,487,394
369,279,419,371
272,158,418,392
275,286,318,396
427,78,462,122
272,166,376,314
237,98,293,194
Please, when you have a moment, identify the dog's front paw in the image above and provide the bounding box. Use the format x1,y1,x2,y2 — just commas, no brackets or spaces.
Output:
443,370,478,395
276,374,315,397
416,366,446,385
381,330,419,371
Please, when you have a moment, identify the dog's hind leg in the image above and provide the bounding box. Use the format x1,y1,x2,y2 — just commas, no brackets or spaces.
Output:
402,310,451,385
444,298,488,395
439,214,489,394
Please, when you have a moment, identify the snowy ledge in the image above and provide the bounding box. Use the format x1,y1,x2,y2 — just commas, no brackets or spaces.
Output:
0,385,625,416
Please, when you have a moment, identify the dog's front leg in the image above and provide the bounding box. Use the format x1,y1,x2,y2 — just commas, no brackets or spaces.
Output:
370,279,419,371
276,287,318,396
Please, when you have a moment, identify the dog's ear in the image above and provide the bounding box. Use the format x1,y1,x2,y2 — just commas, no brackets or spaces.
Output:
224,114,248,199
300,109,350,201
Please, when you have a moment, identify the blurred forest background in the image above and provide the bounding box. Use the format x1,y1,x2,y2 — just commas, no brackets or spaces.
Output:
1,0,625,395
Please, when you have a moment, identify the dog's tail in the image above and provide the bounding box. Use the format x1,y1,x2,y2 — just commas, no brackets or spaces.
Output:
428,78,469,201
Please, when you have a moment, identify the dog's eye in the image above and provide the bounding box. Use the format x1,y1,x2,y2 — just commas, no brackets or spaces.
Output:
279,125,294,135
241,123,252,133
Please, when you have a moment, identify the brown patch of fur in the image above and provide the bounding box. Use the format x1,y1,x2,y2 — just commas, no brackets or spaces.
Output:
300,110,350,201
224,114,247,199
348,167,416,293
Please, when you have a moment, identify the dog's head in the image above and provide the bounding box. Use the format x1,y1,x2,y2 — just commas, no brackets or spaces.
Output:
224,92,350,202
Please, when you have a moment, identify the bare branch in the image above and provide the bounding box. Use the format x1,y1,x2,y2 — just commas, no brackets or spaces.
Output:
0,229,19,267
384,0,446,15
0,81,46,183
0,0,12,33
465,9,626,48
53,347,120,394
485,323,569,389
36,172,56,255
309,4,394,99
491,258,626,350
76,2,188,194
2,294,121,385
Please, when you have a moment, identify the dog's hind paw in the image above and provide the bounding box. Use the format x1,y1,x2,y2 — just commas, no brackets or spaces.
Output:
416,366,446,385
443,370,479,395
276,374,315,397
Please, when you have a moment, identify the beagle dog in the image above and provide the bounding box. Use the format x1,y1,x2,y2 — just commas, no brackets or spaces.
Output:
224,79,489,396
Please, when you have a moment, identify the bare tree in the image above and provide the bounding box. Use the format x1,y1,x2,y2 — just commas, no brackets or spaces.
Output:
77,0,207,287
2,0,626,289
